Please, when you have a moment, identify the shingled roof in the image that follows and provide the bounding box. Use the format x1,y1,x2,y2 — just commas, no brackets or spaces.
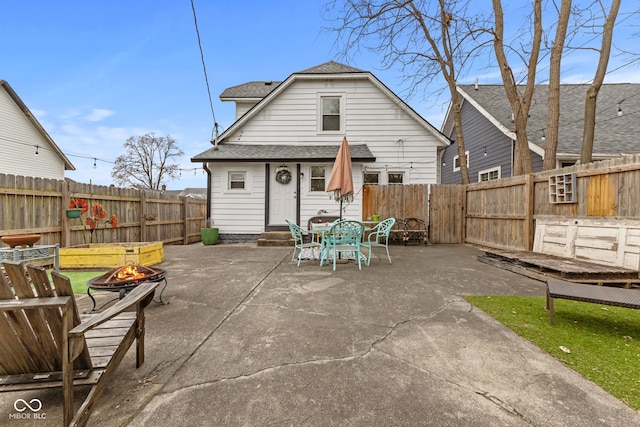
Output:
296,61,365,74
458,83,640,156
192,144,376,163
219,61,365,100
219,81,282,100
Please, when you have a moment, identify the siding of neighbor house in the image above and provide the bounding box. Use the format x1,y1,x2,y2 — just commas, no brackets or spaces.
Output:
442,96,542,184
0,87,65,180
212,77,443,235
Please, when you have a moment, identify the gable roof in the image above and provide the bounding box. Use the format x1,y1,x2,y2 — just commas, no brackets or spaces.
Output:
213,61,450,147
454,83,640,157
0,80,75,170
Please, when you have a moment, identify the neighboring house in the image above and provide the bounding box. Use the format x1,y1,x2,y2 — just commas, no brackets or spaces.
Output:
440,83,640,184
164,187,208,200
192,61,449,242
0,80,74,180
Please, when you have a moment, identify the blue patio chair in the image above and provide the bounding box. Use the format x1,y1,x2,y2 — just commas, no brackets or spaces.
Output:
286,219,321,267
319,219,366,271
362,217,396,264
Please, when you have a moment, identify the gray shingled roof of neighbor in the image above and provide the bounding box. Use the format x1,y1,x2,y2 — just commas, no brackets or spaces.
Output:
192,144,376,163
458,84,640,156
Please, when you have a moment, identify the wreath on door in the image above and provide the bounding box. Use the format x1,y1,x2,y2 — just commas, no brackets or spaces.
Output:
276,168,292,185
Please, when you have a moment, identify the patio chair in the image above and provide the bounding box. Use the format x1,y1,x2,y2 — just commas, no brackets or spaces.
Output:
0,261,158,426
286,219,322,267
362,217,396,264
319,219,366,270
403,217,428,245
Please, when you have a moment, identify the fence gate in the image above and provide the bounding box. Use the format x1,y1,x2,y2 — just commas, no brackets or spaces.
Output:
429,184,465,244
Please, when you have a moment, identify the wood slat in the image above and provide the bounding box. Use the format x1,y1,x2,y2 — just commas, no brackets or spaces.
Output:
0,262,54,373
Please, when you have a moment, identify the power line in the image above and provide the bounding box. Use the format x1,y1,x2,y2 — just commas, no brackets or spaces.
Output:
190,0,218,143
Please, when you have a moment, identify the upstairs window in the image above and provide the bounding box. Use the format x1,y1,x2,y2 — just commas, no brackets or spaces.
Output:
321,96,341,131
453,151,469,172
310,166,326,191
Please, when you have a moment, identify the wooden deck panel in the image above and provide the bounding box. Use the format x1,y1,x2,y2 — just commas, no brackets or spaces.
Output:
480,249,640,287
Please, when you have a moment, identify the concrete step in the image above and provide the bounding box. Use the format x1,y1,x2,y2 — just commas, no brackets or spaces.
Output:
257,231,294,247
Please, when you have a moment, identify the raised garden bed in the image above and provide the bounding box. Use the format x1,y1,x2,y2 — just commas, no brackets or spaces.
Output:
59,242,164,269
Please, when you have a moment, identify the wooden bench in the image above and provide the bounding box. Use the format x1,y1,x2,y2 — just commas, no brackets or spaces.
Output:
546,279,640,325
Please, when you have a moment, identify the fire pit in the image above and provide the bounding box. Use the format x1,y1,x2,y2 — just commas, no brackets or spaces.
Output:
86,263,168,312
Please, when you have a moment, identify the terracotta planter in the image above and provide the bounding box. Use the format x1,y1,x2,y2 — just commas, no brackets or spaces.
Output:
1,234,41,248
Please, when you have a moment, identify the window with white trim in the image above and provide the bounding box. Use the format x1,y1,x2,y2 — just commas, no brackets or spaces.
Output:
453,151,469,172
363,171,379,185
310,166,326,191
228,171,246,190
320,96,342,132
388,172,404,184
478,166,501,182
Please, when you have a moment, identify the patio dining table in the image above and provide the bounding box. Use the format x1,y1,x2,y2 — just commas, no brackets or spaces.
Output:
310,222,371,265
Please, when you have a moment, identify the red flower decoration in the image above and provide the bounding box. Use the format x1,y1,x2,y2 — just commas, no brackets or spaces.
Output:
70,198,89,214
108,215,119,228
92,203,108,221
85,217,97,230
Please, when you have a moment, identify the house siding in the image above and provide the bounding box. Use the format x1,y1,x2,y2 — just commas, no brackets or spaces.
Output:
0,87,65,180
226,79,442,182
442,97,543,184
204,68,447,237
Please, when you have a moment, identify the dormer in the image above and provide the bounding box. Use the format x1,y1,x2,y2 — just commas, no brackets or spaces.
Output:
219,80,281,119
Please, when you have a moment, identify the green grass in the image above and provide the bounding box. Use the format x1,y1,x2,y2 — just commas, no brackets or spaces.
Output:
465,295,640,411
58,271,105,294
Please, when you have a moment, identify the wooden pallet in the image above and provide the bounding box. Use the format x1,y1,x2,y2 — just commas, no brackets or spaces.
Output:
478,249,640,288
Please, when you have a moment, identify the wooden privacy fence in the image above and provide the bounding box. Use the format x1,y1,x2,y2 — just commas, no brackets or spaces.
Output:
0,173,207,247
362,184,429,223
429,154,640,251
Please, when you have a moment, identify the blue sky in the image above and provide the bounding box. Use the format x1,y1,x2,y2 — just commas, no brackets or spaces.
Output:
2,1,638,189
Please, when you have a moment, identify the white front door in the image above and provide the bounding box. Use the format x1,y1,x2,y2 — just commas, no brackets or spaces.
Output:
269,164,297,226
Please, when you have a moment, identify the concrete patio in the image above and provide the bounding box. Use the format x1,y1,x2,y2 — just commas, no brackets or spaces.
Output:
1,243,639,426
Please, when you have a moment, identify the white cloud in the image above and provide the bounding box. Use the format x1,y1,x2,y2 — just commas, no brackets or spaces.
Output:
86,108,115,122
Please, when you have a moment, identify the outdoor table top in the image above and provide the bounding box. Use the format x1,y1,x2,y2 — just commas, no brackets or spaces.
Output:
547,279,640,308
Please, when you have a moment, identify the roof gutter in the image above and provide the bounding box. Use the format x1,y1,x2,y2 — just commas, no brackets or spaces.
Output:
203,162,212,224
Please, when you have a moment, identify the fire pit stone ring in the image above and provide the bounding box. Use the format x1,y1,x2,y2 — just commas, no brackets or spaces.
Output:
86,264,168,312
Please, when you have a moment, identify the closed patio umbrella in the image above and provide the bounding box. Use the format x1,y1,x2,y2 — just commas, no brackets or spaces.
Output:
326,136,354,220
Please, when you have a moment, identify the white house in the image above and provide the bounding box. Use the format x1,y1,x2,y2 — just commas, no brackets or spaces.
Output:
192,61,449,242
0,80,74,180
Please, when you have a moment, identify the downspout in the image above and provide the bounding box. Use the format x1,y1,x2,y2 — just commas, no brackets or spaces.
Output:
203,162,212,226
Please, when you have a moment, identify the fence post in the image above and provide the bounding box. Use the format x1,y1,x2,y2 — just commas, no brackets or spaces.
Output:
61,180,70,247
524,173,535,251
182,196,188,245
139,191,146,242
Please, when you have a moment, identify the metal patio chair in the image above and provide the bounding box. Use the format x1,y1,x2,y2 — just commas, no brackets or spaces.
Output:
286,219,322,267
319,219,366,270
362,217,396,264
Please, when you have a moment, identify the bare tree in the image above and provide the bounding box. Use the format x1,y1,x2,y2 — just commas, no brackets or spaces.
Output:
543,0,573,171
324,0,489,184
580,0,621,164
111,133,184,190
490,0,543,176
